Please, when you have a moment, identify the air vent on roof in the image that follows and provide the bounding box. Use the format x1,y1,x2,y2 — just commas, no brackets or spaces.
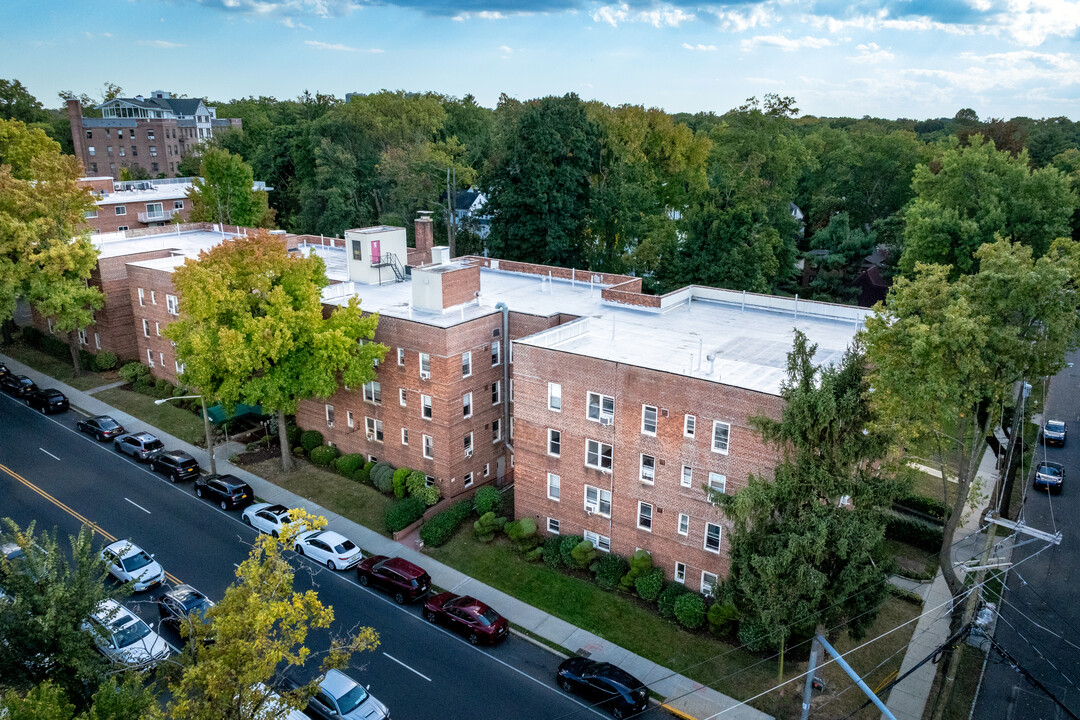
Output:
492,328,501,337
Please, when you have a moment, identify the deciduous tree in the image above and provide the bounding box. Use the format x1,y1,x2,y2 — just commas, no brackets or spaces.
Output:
188,148,273,228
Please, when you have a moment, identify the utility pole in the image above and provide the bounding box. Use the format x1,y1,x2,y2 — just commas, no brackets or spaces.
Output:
799,627,823,720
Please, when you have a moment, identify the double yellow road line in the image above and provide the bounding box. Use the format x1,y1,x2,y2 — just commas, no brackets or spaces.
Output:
0,461,183,586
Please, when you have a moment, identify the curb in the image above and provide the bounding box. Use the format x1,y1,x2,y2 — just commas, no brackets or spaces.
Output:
508,627,569,659
661,703,700,720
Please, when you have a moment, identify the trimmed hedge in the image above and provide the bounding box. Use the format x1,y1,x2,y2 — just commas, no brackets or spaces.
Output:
674,594,706,630
569,540,596,570
635,567,664,602
620,549,653,592
885,513,944,553
300,430,324,453
559,535,583,569
94,351,118,371
371,462,396,494
658,582,690,620
506,517,540,553
594,552,628,591
473,486,502,516
895,494,951,520
385,497,426,534
406,470,440,506
392,468,412,499
420,500,474,547
336,454,367,480
707,602,739,636
542,535,565,568
309,445,340,467
119,362,151,384
474,512,507,542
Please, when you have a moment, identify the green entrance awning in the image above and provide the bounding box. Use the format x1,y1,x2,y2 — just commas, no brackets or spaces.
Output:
204,403,266,426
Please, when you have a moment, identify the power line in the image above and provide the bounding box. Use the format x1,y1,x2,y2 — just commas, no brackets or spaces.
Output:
985,634,1080,720
994,610,1080,693
999,596,1080,653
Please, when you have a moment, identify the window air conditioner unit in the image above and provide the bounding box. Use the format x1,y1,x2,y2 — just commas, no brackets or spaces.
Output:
600,415,613,426
366,432,375,441
465,448,473,458
585,508,594,516
420,371,431,381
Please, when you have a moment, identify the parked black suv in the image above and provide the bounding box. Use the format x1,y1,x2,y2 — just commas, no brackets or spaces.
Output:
77,415,125,441
556,658,649,718
114,432,165,462
148,450,201,483
159,584,215,638
195,474,253,510
1,375,37,398
26,388,69,414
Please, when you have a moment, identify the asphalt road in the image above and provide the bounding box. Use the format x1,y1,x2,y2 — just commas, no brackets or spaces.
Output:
0,391,665,720
972,352,1080,720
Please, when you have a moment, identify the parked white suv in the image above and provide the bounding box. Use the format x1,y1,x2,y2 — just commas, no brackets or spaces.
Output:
84,599,171,669
101,540,165,592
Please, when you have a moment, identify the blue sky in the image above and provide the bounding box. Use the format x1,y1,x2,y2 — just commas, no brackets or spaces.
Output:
4,0,1080,119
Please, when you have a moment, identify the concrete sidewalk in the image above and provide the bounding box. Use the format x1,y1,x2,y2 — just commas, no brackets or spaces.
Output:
1,353,770,720
882,448,998,720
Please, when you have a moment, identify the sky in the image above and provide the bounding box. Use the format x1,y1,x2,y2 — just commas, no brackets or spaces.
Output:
4,0,1080,120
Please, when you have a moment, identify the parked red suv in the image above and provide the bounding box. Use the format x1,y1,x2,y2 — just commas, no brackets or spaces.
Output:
356,556,431,604
423,593,509,645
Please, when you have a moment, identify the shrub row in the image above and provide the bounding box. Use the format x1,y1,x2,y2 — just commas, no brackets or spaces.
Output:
385,497,426,534
885,512,945,553
894,493,951,521
419,499,474,547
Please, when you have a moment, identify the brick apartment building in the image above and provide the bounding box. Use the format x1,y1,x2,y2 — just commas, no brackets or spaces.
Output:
68,90,241,179
79,176,193,234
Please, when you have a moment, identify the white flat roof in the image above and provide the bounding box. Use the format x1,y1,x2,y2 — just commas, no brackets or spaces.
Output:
94,228,231,259
95,185,191,205
319,250,870,396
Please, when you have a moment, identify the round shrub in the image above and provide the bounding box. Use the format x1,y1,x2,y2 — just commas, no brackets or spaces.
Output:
392,473,407,499
635,567,665,602
525,547,543,562
405,470,440,506
292,446,305,457
559,535,583,569
336,454,367,479
94,351,118,371
413,484,440,506
569,540,597,570
153,378,174,399
371,462,396,494
419,499,473,547
707,602,739,636
309,444,340,467
385,497,426,534
506,517,539,553
132,375,154,395
392,467,412,490
472,486,502,516
300,430,324,453
620,549,653,592
286,424,302,450
658,582,691,620
542,536,564,568
119,362,150,384
593,553,628,591
674,593,707,630
473,511,507,542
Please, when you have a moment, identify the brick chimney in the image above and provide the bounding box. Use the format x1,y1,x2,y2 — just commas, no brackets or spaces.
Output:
413,212,434,266
67,99,86,172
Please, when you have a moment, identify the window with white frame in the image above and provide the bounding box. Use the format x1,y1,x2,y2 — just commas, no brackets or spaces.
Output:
547,518,560,534
548,382,562,411
681,465,693,488
146,348,154,366
399,388,407,407
401,428,409,445
47,318,52,334
509,379,514,403
117,226,128,232
678,513,689,536
365,417,384,442
684,414,696,437
151,290,157,305
463,433,473,456
491,381,501,405
463,392,472,418
642,405,658,435
154,322,161,337
137,288,145,306
712,421,730,454
674,562,686,583
347,411,354,428
510,417,514,439
325,404,335,427
462,351,472,378
548,429,561,457
419,353,430,377
491,340,500,366
78,328,88,345
640,454,655,484
464,472,474,487
421,394,432,420
547,473,560,501
422,434,433,459
484,463,490,477
708,472,727,494
585,439,613,472
142,319,150,337
166,294,179,316
159,352,165,367
174,200,184,210
584,485,612,517
587,392,615,423
583,530,611,553
704,523,722,553
492,419,501,443
116,206,126,216
397,347,405,366
175,360,185,374
85,209,98,219
701,571,719,595
637,502,653,531
363,381,381,404
94,333,100,350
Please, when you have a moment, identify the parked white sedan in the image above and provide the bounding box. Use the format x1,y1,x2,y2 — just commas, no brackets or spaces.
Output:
241,503,295,537
84,599,171,669
294,530,363,570
101,540,165,592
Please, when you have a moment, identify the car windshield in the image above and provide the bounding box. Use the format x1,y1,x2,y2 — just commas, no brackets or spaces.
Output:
121,551,154,572
335,683,370,714
477,608,501,626
111,617,152,648
1047,421,1065,432
334,540,357,554
146,440,164,451
98,418,119,429
1040,465,1063,478
185,598,213,618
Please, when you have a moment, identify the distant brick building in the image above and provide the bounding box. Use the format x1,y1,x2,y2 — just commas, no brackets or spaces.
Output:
68,90,241,179
79,176,193,234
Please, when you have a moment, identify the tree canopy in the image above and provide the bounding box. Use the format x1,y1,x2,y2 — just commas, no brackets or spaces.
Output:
188,148,274,228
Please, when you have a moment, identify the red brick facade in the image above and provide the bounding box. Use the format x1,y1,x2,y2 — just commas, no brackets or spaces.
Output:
127,264,184,383
85,195,192,235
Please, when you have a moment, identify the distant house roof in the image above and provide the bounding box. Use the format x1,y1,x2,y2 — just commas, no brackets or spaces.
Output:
160,97,204,116
862,244,891,270
456,190,481,212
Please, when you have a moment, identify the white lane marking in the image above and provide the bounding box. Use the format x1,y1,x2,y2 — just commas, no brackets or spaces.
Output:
233,563,240,568
382,652,432,682
124,497,152,514
39,448,61,461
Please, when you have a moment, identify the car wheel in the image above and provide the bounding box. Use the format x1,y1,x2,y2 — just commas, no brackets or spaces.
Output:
196,487,203,497
96,432,105,441
468,633,480,645
327,560,337,571
171,472,181,484
394,592,406,605
295,544,304,555
243,514,251,526
272,530,279,539
359,574,369,586
559,678,573,692
220,500,228,511
424,610,437,623
611,706,626,719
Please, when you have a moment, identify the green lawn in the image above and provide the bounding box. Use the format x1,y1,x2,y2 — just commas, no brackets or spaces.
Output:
241,457,395,538
93,387,207,446
1,342,117,391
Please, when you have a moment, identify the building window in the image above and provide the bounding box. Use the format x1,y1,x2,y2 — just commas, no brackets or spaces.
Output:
119,146,125,157
131,146,137,156
419,352,430,377
347,411,354,428
175,360,185,374
708,472,727,495
151,162,159,172
137,288,145,306
151,290,157,305
678,513,689,536
547,518,560,534
704,523,722,553
85,209,98,219
363,381,381,405
397,347,405,366
491,381,501,405
712,421,730,454
149,146,157,157
154,322,161,337
462,351,472,378
107,146,114,156
491,340,500,366
325,404,335,427
584,485,612,517
166,294,179,315
484,463,490,477
423,434,434,459
547,473,560,501
637,502,653,531
159,352,165,367
547,382,562,411
401,428,409,445
146,348,154,367
701,572,718,595
681,465,693,488
173,200,184,210
639,454,655,484
365,417,384,442
587,392,615,423
117,226,128,232
548,429,561,457
509,379,514,403
464,432,473,456
94,333,100,350
583,530,611,553
90,163,97,173
147,129,155,140
421,394,432,420
585,439,613,472
78,328,88,345
461,392,473,418
674,562,686,583
85,130,93,139
684,414,696,437
399,388,407,407
142,318,150,337
464,472,474,487
492,419,501,443
88,146,96,156
115,205,126,216
642,405,658,435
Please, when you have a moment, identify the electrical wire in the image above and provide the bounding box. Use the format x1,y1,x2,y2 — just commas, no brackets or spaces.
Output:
995,610,1080,693
999,596,1080,653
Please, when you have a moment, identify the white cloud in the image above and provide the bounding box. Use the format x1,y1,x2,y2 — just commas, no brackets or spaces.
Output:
741,34,833,52
592,3,692,28
712,5,777,32
592,3,629,26
280,17,312,29
1000,0,1080,45
304,40,382,52
850,41,894,64
681,42,718,51
452,10,511,21
190,0,361,18
84,31,114,38
138,40,186,48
